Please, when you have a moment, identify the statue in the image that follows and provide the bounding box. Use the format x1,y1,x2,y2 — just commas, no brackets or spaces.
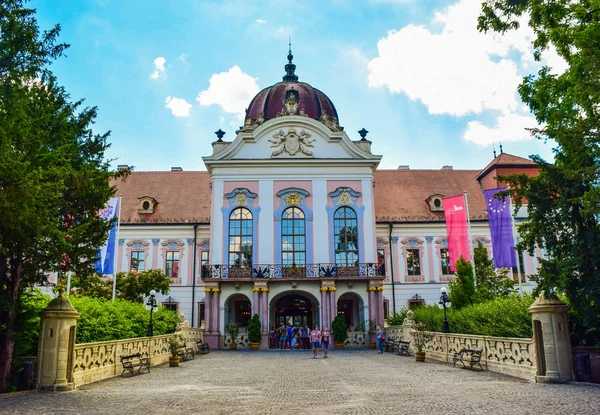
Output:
403,310,415,327
176,311,190,330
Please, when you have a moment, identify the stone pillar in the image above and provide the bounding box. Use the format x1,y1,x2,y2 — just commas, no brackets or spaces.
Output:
528,294,574,383
36,289,80,391
253,289,260,317
261,289,269,349
204,290,212,332
377,290,385,329
320,289,328,329
329,288,337,330
204,282,221,349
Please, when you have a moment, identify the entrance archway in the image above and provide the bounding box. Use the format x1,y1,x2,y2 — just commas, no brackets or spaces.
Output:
271,292,318,330
337,292,365,331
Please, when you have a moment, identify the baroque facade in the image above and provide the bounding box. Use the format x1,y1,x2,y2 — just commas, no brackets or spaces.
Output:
48,51,540,349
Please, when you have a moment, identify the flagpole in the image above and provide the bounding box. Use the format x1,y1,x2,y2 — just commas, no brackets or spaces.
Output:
66,271,72,297
507,190,523,296
112,194,122,301
464,192,477,288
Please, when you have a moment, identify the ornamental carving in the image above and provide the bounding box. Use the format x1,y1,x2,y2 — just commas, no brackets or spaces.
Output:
269,128,314,157
234,190,249,206
320,109,341,132
284,191,303,206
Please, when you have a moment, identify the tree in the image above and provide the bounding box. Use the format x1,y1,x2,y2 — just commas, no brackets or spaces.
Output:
0,0,122,389
116,269,171,303
448,256,477,309
473,243,515,301
479,1,600,345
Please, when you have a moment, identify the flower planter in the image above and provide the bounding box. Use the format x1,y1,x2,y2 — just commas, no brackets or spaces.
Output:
415,351,426,362
368,341,377,349
335,342,345,349
169,356,180,367
250,342,260,350
229,343,238,350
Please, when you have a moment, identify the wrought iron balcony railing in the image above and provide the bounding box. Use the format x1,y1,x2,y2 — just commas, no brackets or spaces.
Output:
202,263,385,279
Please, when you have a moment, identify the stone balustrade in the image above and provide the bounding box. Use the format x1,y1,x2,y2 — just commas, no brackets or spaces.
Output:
386,325,537,381
71,327,203,387
344,331,367,348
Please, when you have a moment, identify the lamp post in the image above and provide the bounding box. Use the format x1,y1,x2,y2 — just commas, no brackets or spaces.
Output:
146,289,158,336
439,287,450,333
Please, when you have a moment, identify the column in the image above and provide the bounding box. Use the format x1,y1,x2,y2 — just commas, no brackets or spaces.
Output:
361,179,376,263
258,180,274,264
205,292,212,332
329,289,336,329
321,289,328,328
253,289,260,316
368,289,376,343
313,180,329,263
426,236,436,282
212,291,220,334
261,290,269,349
210,180,224,264
377,290,385,329
151,239,159,269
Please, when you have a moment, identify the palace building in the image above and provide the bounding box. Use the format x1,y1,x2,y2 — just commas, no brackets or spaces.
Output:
55,51,540,349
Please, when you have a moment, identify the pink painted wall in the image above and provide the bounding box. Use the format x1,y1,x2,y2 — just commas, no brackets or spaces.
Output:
326,181,362,206
273,180,313,210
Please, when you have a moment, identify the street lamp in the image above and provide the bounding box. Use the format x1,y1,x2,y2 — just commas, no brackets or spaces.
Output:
439,287,450,333
145,289,158,336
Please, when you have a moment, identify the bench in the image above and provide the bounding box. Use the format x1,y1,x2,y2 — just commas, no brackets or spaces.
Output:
383,339,393,352
396,340,411,356
453,348,483,370
196,340,210,355
120,353,150,377
177,344,195,361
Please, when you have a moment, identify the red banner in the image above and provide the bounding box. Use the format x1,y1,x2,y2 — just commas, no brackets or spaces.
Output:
442,195,471,271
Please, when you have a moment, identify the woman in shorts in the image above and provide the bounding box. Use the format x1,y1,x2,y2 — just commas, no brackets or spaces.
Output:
321,327,331,358
310,325,321,358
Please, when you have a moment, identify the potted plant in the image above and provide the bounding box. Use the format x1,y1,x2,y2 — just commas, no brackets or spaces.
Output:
168,335,182,367
247,314,262,350
410,322,438,362
225,322,240,350
331,315,348,349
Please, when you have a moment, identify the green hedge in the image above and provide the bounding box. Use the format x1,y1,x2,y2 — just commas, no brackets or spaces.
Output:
388,295,535,338
70,296,179,343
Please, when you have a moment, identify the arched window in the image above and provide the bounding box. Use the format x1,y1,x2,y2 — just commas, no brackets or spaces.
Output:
229,207,253,267
282,207,306,266
334,207,359,266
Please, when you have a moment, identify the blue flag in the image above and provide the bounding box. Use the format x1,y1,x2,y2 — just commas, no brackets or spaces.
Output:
94,197,119,275
484,188,516,268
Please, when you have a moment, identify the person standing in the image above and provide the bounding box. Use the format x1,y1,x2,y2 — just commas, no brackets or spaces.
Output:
310,325,321,359
321,327,331,358
278,324,287,350
300,325,309,349
376,325,384,354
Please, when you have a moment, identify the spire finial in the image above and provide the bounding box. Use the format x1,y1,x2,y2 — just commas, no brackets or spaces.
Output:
499,142,504,154
493,143,497,158
283,38,298,82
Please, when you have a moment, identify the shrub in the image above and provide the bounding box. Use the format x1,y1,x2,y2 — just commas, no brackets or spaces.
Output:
247,314,262,343
410,295,535,338
386,309,408,326
331,315,348,343
448,256,477,309
69,296,178,343
14,289,51,360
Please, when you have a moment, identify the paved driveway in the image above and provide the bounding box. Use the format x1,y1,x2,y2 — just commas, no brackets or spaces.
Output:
1,350,598,414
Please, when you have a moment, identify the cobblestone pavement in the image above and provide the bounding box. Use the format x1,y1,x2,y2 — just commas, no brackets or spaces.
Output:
1,350,599,415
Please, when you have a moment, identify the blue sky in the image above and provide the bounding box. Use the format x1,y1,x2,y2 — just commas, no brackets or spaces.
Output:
31,0,561,172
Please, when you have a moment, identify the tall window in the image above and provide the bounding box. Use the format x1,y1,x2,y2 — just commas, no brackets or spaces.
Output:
130,251,145,272
282,207,306,266
165,251,179,277
198,302,205,327
512,249,525,281
406,249,421,275
200,251,210,278
334,207,359,266
229,207,253,267
440,248,451,275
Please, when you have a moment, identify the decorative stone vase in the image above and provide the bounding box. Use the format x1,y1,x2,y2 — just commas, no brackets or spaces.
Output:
229,343,237,350
369,342,377,349
335,342,345,349
415,351,426,362
250,342,260,350
169,356,180,367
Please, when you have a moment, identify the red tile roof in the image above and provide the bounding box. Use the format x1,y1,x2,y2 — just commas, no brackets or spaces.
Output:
476,153,536,180
114,168,493,224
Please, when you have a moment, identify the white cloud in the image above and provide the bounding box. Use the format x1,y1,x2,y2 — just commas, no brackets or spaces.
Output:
196,66,260,118
165,96,192,117
255,18,267,24
151,57,166,80
464,113,537,146
366,0,563,146
178,54,187,63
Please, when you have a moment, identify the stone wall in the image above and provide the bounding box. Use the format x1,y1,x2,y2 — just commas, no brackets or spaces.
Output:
386,325,537,381
72,327,203,387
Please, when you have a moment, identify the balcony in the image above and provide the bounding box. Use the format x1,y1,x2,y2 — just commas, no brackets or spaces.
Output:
202,263,385,280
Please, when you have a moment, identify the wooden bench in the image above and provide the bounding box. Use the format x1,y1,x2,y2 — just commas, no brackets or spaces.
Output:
177,344,195,361
453,348,483,370
196,340,210,355
120,353,150,377
383,339,393,352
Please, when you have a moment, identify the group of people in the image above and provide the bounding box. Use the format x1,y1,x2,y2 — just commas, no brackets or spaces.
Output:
269,324,332,358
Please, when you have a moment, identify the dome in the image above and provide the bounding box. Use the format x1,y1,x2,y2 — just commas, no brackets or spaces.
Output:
240,48,341,133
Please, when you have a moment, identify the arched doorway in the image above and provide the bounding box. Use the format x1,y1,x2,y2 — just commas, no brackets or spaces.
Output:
272,293,317,329
337,292,365,331
224,294,252,328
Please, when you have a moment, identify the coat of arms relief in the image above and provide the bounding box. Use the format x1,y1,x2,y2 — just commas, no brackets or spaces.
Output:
269,128,315,157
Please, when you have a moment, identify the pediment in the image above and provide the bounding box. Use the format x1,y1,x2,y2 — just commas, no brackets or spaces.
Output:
204,116,380,162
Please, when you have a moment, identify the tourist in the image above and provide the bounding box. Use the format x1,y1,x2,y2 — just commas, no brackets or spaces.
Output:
269,327,276,349
310,325,321,358
321,327,331,358
278,324,287,349
300,325,309,349
376,325,384,353
286,325,294,349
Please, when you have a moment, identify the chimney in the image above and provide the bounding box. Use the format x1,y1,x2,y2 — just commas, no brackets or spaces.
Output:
117,164,129,171
441,165,453,170
397,165,410,170
171,167,183,172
